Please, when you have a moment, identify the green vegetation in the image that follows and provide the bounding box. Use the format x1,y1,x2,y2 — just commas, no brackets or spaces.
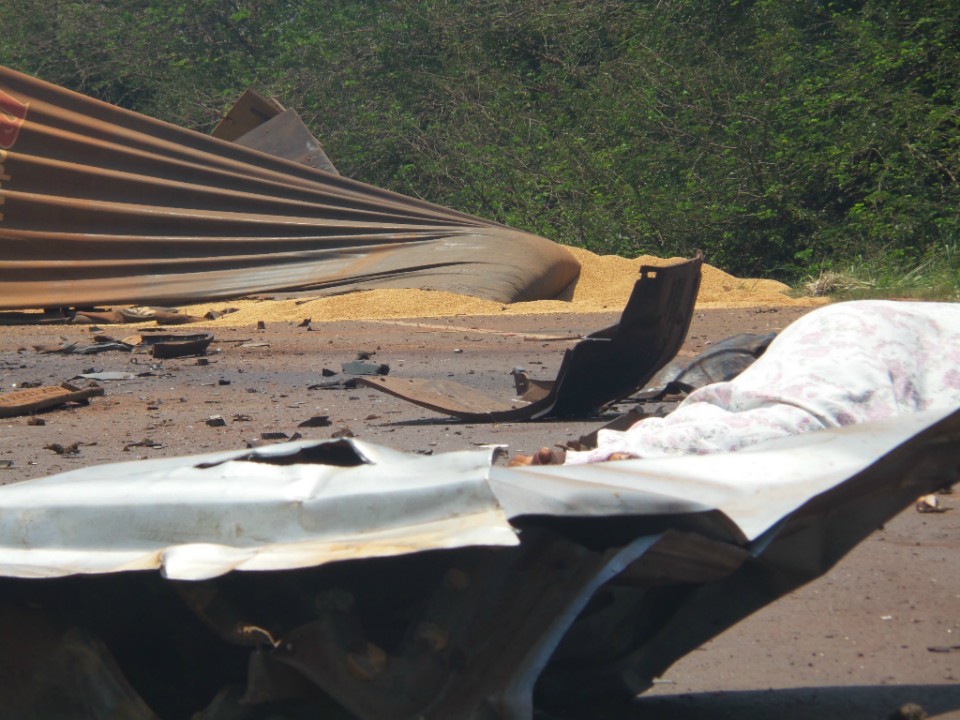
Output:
1,0,957,294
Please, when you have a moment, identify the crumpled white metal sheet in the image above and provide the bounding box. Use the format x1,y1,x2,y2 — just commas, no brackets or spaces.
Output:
0,439,516,581
0,408,954,583
490,406,960,542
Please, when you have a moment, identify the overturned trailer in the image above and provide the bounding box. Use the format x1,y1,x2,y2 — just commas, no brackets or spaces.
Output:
0,408,957,719
0,66,579,310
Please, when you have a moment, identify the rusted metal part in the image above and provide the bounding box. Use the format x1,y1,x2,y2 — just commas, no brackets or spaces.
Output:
0,410,957,717
0,66,579,309
182,529,724,720
0,382,104,418
536,412,960,710
213,87,339,173
235,108,340,175
210,88,285,142
144,333,214,359
175,410,960,719
0,623,161,720
359,253,703,420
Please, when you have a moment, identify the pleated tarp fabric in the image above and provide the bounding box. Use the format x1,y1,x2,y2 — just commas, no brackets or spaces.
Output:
0,66,579,309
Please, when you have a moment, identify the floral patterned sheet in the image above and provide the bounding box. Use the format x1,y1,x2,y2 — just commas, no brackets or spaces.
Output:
567,300,960,464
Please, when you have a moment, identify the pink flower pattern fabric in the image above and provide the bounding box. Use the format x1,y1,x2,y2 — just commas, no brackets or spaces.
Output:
565,301,960,464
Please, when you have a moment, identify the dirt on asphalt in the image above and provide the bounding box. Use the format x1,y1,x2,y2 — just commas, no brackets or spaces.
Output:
0,285,957,718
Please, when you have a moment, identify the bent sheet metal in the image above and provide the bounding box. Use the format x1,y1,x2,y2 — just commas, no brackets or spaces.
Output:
359,254,702,421
0,409,957,719
0,65,579,309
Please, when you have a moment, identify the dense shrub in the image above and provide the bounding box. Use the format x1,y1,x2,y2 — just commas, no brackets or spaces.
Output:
1,0,957,281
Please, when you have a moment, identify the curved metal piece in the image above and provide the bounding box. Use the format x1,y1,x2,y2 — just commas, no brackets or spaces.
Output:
0,66,579,309
360,253,703,421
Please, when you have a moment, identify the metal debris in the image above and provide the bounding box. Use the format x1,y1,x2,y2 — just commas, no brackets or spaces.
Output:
359,254,702,421
123,439,165,451
633,330,777,401
0,382,104,418
44,442,80,455
342,360,390,376
915,493,944,513
77,372,137,382
0,65,579,310
0,409,956,718
143,333,214,359
298,415,332,428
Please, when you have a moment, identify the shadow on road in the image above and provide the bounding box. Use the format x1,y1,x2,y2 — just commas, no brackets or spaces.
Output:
540,684,960,719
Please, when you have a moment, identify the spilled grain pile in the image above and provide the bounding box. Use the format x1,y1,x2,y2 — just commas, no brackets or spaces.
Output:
179,247,825,327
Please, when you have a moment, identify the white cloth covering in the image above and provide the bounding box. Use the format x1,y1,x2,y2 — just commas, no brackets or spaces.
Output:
566,300,960,464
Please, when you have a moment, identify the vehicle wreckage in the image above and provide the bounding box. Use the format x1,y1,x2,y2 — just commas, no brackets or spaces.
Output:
0,408,957,719
1,64,958,720
0,284,957,718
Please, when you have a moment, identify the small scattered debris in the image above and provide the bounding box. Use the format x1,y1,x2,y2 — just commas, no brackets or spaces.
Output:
239,341,270,349
321,368,337,377
308,377,359,390
342,361,389,376
927,644,960,653
916,494,945,513
218,379,231,386
298,416,332,428
260,432,289,440
331,427,355,438
888,703,928,720
26,417,45,426
232,414,253,422
45,442,80,455
206,416,227,427
197,358,210,366
146,333,214,359
0,460,13,469
77,371,137,381
119,306,203,325
256,320,266,330
32,342,77,354
123,438,165,451
298,318,311,327
203,307,238,320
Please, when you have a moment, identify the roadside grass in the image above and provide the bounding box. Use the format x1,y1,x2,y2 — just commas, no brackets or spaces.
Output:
796,244,960,302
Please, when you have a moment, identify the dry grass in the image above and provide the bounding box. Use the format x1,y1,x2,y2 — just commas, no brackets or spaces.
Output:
802,270,875,297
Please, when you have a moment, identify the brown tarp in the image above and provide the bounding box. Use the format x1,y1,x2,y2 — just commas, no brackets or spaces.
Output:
0,66,579,310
